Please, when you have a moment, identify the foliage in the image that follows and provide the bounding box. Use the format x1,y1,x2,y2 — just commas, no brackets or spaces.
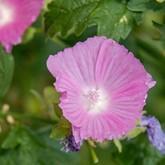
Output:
0,126,79,165
0,45,14,98
45,0,138,41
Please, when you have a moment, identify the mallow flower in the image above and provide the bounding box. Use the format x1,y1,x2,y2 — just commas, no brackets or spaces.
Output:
0,0,43,53
47,36,156,143
140,116,165,154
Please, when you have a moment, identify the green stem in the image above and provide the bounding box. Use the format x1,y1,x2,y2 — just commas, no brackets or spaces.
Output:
87,141,99,164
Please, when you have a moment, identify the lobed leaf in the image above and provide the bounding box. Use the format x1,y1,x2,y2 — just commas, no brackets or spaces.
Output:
44,0,138,41
50,117,71,139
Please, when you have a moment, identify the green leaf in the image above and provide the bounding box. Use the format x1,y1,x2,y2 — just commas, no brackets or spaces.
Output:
0,44,14,98
124,126,146,139
113,139,122,153
0,126,79,165
153,21,165,40
87,141,99,164
53,103,62,118
128,0,165,12
50,117,71,139
127,0,150,12
43,86,62,119
44,0,137,41
43,86,60,108
2,127,20,149
127,0,165,25
22,27,37,44
2,126,44,149
156,0,165,3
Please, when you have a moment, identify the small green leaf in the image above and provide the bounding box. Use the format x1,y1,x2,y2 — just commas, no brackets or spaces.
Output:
50,117,71,139
2,126,43,149
43,86,60,110
87,141,99,164
127,0,165,25
156,0,165,3
153,21,165,40
127,0,149,12
1,127,19,149
30,89,44,105
113,139,122,153
53,103,62,118
22,27,37,44
142,110,147,115
125,127,146,139
44,86,60,103
0,44,14,98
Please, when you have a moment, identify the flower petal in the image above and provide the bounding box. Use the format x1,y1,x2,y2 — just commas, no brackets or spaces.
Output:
47,37,106,86
55,76,88,127
0,0,43,53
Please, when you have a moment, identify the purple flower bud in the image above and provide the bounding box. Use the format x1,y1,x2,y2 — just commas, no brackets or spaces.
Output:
140,116,165,154
61,134,83,152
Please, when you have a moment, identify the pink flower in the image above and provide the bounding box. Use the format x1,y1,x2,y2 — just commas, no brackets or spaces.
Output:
0,0,43,53
47,36,156,142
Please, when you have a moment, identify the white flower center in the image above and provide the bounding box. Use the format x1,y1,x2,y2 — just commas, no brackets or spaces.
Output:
0,3,13,27
83,88,108,114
